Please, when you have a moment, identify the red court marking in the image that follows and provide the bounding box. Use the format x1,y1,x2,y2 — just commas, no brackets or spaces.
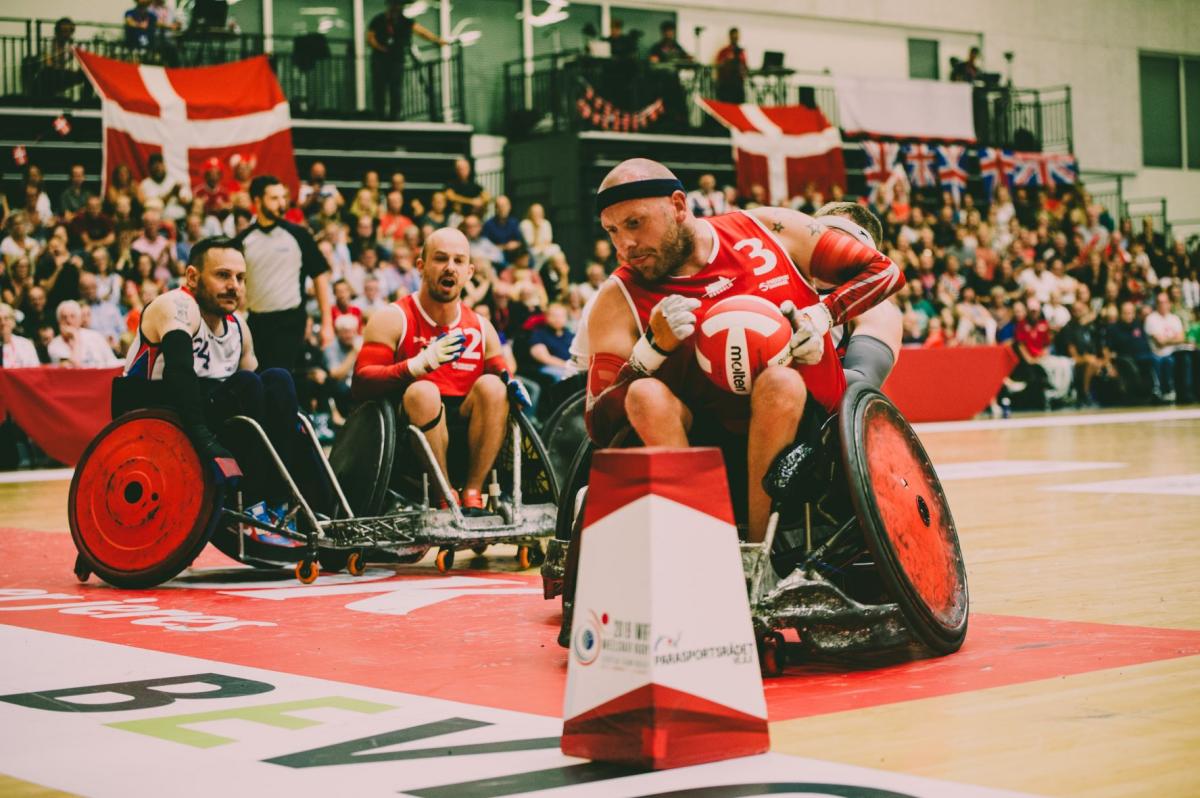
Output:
2,529,1199,722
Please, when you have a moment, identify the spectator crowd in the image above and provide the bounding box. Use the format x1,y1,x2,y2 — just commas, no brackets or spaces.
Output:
2,148,1199,467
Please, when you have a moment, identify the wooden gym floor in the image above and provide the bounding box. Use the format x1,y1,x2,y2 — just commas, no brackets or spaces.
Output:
0,407,1197,797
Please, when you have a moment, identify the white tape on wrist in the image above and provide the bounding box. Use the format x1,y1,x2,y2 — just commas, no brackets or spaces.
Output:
630,335,668,375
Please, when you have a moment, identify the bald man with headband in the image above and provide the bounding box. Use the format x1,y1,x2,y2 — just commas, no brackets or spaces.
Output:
352,227,529,512
585,159,903,543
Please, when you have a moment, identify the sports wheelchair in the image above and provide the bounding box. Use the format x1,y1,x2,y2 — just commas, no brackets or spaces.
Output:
69,392,560,589
540,382,969,674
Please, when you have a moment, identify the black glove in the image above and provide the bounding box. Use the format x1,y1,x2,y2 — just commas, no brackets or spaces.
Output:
160,328,232,463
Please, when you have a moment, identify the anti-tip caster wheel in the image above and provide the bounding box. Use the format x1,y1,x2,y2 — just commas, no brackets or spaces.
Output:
295,559,319,584
516,542,543,570
758,631,787,678
471,545,488,556
436,547,455,573
73,555,91,583
346,551,366,576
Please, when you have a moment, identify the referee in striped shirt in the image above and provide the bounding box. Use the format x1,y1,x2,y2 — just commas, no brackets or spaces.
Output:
237,175,333,371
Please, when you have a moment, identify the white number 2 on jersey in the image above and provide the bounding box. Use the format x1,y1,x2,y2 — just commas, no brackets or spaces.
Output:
460,327,483,360
733,237,778,276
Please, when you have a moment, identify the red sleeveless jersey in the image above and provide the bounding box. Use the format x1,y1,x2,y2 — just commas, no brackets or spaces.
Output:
610,210,846,418
394,294,486,397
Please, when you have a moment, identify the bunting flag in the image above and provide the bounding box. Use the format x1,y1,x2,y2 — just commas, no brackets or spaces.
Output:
576,82,664,133
936,144,968,204
902,142,938,188
1011,151,1078,188
75,49,299,196
861,141,901,189
698,98,847,203
977,147,1016,198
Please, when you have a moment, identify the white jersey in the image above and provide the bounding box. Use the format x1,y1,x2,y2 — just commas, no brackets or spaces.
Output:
567,289,599,376
124,288,244,380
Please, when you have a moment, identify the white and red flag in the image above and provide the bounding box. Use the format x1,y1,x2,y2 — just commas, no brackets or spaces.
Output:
75,49,298,197
698,98,846,204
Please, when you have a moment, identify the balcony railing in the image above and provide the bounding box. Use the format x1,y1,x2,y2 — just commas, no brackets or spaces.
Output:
503,51,1072,154
0,16,464,123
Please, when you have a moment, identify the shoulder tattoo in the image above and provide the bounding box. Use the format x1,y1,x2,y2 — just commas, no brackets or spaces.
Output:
807,222,822,238
771,221,784,233
173,296,191,323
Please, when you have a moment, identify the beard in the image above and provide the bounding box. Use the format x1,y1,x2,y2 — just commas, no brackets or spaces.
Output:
260,204,282,223
194,282,236,316
636,218,695,281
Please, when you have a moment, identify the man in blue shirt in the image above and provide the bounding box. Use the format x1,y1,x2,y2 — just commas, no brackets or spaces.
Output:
124,0,157,50
528,302,574,382
482,195,523,264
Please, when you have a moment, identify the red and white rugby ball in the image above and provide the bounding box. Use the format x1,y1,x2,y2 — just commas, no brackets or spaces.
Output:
695,295,792,395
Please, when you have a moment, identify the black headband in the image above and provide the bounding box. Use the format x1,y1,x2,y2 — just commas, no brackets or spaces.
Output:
595,178,684,216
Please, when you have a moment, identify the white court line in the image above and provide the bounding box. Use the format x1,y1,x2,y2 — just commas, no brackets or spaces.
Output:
914,408,1200,434
936,460,1124,481
1045,473,1200,497
0,468,74,484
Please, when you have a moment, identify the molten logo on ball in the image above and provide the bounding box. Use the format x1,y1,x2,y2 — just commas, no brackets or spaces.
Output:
695,295,792,395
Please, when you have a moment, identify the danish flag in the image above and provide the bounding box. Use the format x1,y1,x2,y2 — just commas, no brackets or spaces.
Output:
936,144,968,203
903,142,937,188
698,98,847,204
75,49,299,196
861,140,901,189
977,147,1015,197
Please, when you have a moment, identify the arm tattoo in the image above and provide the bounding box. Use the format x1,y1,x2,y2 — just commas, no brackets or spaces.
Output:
807,223,822,238
771,221,784,233
173,298,190,323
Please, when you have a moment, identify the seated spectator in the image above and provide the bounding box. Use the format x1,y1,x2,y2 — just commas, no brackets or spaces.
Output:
1018,257,1057,304
417,191,460,231
687,174,727,218
138,153,191,222
131,201,176,278
1,212,40,267
0,302,40,368
322,314,361,422
35,230,82,309
349,187,380,221
519,202,561,266
330,278,363,332
464,214,504,266
1104,300,1160,401
79,272,124,352
224,154,255,199
349,215,388,263
17,285,51,338
378,189,414,250
86,245,124,306
1,256,35,311
59,164,92,223
353,275,389,320
1042,291,1071,332
106,164,139,218
483,195,524,261
444,157,489,217
575,262,607,305
1145,292,1193,402
540,250,571,303
936,254,966,307
175,213,204,264
21,182,54,238
922,315,948,349
46,300,119,367
298,161,344,214
954,287,996,345
192,158,231,220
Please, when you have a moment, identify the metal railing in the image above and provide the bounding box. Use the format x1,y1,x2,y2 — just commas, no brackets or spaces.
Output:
1124,197,1169,235
1078,170,1126,226
1168,218,1200,249
504,51,836,137
0,17,464,123
974,84,1073,153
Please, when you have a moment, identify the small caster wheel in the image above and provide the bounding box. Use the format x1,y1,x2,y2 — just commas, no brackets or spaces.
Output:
436,547,455,573
295,559,319,584
758,631,786,677
73,555,91,583
471,545,488,556
346,551,366,576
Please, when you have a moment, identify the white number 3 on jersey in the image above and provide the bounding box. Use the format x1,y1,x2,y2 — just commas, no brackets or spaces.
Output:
733,237,778,276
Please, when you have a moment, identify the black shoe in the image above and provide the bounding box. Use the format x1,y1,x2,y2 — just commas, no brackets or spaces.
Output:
557,597,573,649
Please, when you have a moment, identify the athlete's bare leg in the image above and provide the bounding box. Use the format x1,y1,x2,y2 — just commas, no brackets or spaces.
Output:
850,300,903,360
460,373,508,493
625,377,692,447
747,366,807,543
402,380,452,498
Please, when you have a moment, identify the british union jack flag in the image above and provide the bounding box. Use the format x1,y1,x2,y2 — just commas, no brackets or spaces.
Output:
861,140,900,189
936,144,968,203
902,142,938,188
977,147,1015,197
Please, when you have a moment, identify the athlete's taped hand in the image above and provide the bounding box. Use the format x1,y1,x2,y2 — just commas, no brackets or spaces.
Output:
780,300,832,365
648,295,701,353
501,370,533,410
409,329,465,377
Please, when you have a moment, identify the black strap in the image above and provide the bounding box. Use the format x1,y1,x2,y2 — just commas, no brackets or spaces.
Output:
416,404,445,432
595,178,684,216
